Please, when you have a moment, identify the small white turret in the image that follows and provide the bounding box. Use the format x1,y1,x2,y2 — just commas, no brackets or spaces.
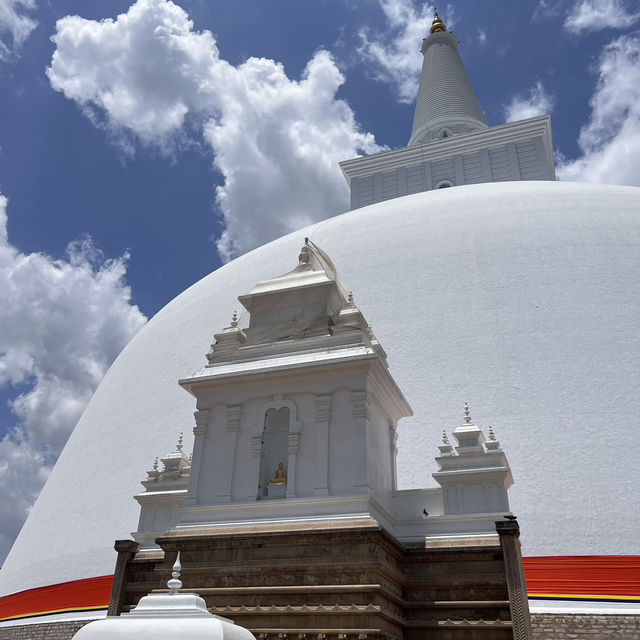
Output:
71,552,256,640
433,404,513,516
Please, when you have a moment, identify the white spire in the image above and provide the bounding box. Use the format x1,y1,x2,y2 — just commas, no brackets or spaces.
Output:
409,13,487,146
167,551,182,595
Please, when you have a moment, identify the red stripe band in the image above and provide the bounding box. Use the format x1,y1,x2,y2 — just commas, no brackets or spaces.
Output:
523,556,640,599
0,576,112,622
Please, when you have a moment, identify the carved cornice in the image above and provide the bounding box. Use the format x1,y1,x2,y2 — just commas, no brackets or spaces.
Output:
193,409,210,435
351,390,371,420
251,435,263,458
226,404,242,432
315,395,332,422
288,432,300,455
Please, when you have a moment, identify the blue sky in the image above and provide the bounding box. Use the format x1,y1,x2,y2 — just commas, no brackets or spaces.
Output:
0,0,639,562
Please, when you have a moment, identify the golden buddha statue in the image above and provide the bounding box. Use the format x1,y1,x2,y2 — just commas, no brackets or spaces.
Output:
268,462,287,486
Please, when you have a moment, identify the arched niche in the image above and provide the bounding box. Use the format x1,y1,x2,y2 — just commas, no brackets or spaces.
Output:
253,398,301,499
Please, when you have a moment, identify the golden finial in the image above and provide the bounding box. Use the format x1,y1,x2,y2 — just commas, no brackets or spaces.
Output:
430,10,446,34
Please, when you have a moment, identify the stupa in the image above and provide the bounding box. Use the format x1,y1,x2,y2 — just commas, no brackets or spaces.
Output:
1,11,638,640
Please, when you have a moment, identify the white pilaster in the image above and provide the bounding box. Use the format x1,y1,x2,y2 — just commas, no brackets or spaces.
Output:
314,395,332,496
351,390,371,493
184,409,210,506
216,405,242,503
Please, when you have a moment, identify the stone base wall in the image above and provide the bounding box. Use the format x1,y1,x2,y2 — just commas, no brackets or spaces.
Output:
531,614,640,639
1,613,639,639
0,619,90,640
135,523,512,640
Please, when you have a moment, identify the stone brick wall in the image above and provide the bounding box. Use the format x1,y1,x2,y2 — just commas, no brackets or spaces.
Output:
0,619,90,640
2,613,639,639
532,614,640,639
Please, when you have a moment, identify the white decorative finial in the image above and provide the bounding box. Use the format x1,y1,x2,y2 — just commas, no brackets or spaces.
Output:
464,402,471,424
167,551,182,595
152,457,159,471
488,425,496,441
442,430,450,445
231,310,238,328
348,291,354,305
176,432,184,452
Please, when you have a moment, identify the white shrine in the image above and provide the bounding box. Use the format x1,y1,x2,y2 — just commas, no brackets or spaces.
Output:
133,239,514,550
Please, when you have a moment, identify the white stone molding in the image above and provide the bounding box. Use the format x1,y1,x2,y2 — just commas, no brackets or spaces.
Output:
479,148,492,181
286,431,300,499
216,405,242,503
454,154,465,185
225,405,242,432
389,420,398,492
313,395,332,496
351,390,370,420
351,390,371,492
251,435,263,458
184,409,210,506
507,142,521,180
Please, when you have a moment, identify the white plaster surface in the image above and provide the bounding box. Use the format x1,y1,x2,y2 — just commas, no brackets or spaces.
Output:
1,181,639,605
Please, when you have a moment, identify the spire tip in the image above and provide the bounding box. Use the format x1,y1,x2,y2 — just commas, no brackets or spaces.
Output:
430,10,447,34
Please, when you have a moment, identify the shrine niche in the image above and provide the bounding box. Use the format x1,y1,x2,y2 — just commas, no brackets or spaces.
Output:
258,407,289,499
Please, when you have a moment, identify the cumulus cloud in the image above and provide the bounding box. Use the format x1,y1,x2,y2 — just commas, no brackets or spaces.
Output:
48,0,222,147
357,0,440,103
565,0,640,34
0,0,37,61
0,190,147,562
503,81,554,123
205,51,381,260
558,33,640,184
47,0,383,261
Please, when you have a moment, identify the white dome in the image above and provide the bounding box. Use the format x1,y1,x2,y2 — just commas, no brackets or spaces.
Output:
1,180,639,599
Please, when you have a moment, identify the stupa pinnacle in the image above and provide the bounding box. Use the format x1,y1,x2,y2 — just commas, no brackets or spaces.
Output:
430,10,446,34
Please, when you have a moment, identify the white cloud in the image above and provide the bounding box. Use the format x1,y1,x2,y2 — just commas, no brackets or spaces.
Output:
0,0,37,61
205,51,381,260
565,0,640,34
357,0,440,103
477,28,487,45
532,0,567,23
48,0,383,261
47,0,223,147
558,33,640,185
0,190,147,562
503,81,554,123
